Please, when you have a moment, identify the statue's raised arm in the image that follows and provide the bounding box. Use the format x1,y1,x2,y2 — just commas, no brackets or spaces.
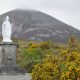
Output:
2,16,12,42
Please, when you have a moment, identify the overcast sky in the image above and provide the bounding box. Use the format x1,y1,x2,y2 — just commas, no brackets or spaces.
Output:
0,0,80,30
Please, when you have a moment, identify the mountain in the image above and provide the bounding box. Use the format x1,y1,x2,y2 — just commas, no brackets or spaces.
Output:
0,9,80,43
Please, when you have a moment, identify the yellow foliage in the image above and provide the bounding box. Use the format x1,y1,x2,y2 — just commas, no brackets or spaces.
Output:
29,43,40,49
32,36,80,80
32,55,60,80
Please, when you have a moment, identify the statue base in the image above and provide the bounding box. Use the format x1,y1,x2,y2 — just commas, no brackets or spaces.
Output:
0,42,25,75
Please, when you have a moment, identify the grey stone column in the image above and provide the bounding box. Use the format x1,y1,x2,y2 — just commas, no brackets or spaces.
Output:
0,42,25,75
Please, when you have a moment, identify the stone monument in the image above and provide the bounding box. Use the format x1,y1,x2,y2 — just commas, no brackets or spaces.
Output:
0,16,25,74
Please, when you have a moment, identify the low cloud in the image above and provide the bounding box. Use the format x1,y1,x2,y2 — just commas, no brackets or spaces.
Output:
0,0,80,30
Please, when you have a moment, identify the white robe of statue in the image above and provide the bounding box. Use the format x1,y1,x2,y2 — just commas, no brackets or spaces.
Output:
2,16,12,42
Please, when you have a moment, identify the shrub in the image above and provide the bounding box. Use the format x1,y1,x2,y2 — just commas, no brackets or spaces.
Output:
32,36,80,80
32,55,60,80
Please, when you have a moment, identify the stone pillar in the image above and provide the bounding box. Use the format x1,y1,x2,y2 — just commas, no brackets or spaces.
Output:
0,42,25,75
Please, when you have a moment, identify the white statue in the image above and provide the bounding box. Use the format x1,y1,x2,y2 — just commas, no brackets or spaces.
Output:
2,16,12,42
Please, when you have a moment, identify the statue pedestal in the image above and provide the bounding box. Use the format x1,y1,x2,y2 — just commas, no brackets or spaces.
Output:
0,42,25,75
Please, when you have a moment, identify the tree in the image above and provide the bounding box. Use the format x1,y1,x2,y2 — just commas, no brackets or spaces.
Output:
68,35,79,52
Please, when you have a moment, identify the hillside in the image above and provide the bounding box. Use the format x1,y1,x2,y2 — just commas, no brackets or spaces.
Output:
0,9,80,43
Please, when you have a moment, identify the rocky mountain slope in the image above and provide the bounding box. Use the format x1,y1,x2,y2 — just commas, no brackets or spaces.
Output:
0,9,80,43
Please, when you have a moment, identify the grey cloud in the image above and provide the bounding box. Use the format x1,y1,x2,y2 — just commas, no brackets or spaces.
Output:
0,0,80,30
40,0,80,13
